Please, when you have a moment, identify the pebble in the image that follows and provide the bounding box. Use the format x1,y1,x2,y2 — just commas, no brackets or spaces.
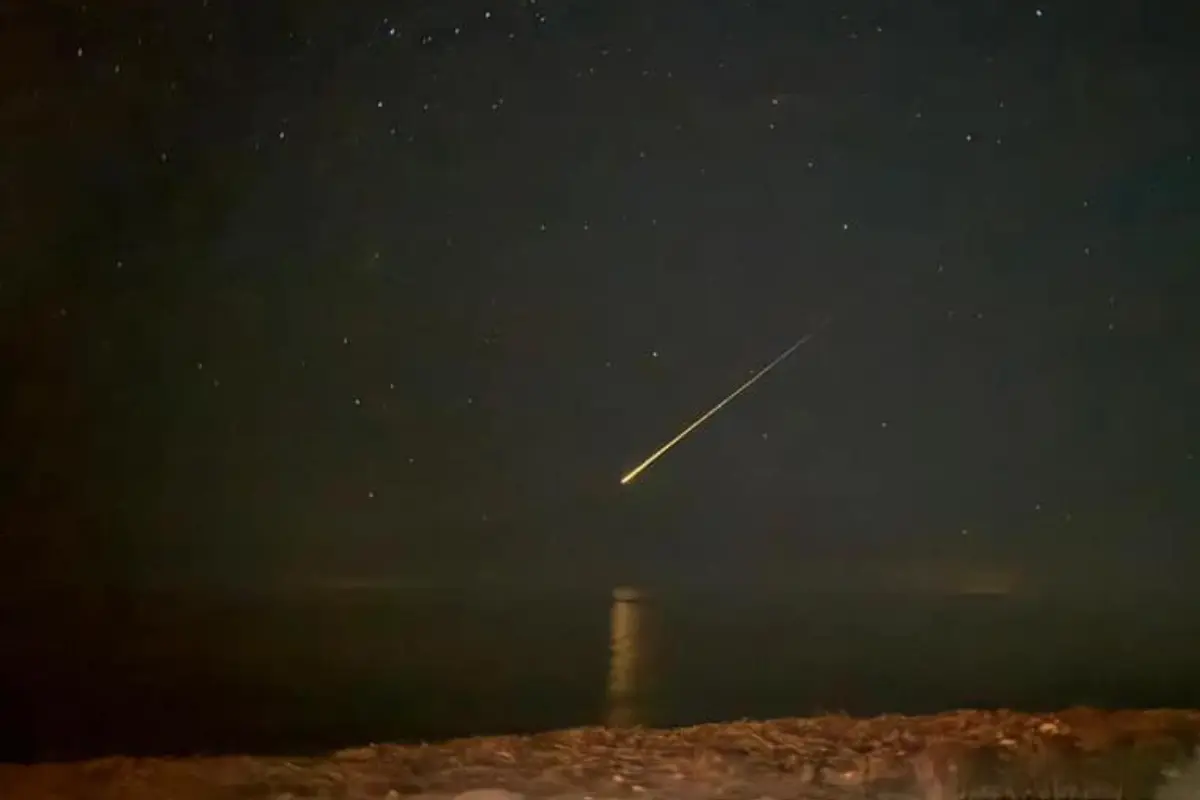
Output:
454,790,524,800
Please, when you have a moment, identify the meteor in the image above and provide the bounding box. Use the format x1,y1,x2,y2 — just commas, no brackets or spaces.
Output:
619,324,825,485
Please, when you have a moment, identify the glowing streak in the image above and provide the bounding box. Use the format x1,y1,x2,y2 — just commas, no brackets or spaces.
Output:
620,330,819,485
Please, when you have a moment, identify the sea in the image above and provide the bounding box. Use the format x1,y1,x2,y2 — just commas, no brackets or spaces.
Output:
4,582,1200,762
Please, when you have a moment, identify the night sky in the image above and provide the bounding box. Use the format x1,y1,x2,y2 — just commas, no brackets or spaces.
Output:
3,0,1198,595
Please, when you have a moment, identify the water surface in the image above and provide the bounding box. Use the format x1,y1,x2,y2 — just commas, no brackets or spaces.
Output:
4,584,1199,761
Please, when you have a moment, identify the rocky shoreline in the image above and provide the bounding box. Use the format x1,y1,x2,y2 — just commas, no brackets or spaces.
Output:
2,708,1199,800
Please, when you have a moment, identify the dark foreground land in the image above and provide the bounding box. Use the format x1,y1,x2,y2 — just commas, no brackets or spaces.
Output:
3,708,1200,800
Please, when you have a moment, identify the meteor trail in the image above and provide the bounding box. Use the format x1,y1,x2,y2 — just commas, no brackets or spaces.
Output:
619,325,825,485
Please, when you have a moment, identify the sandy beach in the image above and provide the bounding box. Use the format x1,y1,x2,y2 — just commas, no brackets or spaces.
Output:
3,708,1199,800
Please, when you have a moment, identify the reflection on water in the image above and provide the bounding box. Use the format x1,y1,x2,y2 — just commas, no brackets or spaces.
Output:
5,583,1200,760
606,586,646,727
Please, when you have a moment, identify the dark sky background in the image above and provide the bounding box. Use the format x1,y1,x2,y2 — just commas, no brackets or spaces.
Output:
3,0,1198,595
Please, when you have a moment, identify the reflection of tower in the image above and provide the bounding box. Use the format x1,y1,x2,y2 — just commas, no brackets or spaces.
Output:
605,586,645,727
